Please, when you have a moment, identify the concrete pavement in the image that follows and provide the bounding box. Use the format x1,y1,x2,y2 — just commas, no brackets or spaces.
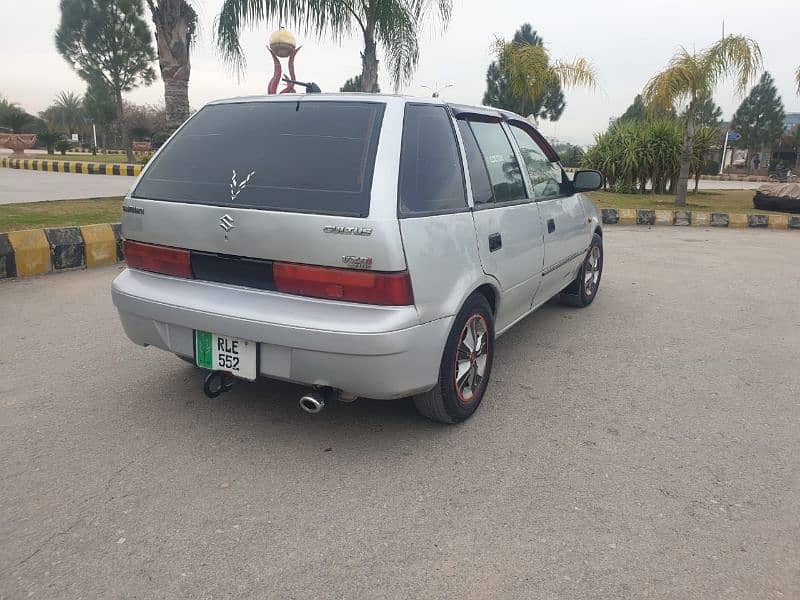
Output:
0,168,135,204
1,227,798,599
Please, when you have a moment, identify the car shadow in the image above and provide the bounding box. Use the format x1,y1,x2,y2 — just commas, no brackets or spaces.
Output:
125,297,590,450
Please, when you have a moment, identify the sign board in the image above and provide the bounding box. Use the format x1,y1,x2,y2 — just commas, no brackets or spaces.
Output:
71,133,79,142
727,131,741,142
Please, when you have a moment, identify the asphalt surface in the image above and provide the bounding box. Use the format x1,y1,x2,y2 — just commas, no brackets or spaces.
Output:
1,227,798,599
0,168,135,204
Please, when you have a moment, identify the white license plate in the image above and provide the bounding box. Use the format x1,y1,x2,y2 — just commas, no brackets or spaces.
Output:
195,331,257,381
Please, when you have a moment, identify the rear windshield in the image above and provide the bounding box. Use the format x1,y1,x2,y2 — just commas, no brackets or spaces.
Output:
133,100,385,217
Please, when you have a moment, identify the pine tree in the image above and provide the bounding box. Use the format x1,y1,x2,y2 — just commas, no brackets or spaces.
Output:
682,96,722,128
618,94,675,122
56,0,156,162
340,74,379,93
731,72,785,157
619,95,646,121
482,23,565,121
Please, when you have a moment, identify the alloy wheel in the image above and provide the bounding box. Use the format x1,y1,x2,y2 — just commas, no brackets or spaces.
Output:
454,314,490,403
584,245,602,297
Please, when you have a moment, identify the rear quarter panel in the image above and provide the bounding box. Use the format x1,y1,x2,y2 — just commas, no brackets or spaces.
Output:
400,212,497,323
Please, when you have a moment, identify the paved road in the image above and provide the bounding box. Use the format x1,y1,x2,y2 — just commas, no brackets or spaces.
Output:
1,227,798,599
0,168,135,204
694,179,762,190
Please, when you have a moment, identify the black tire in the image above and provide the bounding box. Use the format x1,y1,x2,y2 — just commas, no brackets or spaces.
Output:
559,232,603,308
413,294,495,424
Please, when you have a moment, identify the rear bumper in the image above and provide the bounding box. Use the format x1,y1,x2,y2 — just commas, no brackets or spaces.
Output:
111,268,451,399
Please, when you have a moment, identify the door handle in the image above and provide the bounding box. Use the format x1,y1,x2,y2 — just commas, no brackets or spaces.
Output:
547,218,556,233
488,233,502,252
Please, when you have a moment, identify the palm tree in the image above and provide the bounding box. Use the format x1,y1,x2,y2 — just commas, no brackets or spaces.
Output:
492,37,597,130
642,35,762,206
145,0,197,132
215,0,452,93
53,91,85,134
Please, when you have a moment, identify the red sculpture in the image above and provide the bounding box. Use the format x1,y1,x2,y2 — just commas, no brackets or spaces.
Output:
267,28,301,95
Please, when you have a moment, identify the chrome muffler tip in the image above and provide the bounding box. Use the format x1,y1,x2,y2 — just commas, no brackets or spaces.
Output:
299,392,326,414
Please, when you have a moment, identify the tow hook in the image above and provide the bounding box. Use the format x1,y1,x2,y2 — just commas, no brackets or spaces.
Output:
203,371,236,399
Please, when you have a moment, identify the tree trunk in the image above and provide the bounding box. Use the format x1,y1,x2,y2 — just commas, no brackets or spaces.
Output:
116,90,134,163
164,77,189,131
149,0,193,133
361,27,379,93
675,102,696,206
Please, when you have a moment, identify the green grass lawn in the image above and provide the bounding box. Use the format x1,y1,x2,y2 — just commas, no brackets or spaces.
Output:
585,189,778,215
0,197,123,233
35,153,139,164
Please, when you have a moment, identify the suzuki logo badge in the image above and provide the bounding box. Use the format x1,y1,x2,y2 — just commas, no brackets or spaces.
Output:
219,214,235,240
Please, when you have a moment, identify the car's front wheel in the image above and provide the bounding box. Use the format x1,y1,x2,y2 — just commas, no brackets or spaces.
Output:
413,293,495,424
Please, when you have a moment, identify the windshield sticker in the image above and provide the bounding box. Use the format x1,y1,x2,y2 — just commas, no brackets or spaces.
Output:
231,169,256,202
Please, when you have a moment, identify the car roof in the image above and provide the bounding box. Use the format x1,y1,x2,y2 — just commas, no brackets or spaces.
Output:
205,93,526,121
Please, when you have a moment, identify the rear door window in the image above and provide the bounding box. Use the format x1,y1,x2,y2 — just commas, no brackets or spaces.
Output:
466,120,527,203
398,104,466,215
133,101,385,217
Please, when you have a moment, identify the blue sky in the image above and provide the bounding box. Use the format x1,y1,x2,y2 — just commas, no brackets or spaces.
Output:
3,0,798,145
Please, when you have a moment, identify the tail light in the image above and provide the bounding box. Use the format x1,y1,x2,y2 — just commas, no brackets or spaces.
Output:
123,241,413,306
274,262,414,306
123,240,192,279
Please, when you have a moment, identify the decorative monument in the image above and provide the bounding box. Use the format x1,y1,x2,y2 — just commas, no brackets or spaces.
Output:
267,27,300,94
0,133,37,157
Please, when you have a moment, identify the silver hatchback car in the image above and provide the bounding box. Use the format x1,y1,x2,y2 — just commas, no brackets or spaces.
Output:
112,94,604,423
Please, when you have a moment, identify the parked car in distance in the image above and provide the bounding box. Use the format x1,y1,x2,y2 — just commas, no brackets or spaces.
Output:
112,94,604,423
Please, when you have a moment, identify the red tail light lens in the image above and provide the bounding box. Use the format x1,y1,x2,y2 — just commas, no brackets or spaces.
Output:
123,240,193,279
274,262,414,306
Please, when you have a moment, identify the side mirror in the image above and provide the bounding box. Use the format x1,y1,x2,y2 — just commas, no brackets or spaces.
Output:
573,169,604,192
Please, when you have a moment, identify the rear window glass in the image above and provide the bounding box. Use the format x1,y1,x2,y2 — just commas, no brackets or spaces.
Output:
133,101,385,217
398,104,466,215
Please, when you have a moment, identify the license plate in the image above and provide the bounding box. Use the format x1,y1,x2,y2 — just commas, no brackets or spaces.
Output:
195,331,257,381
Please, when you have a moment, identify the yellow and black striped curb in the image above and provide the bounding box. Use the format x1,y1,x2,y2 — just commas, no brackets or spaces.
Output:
601,208,800,230
1,156,142,176
0,223,123,279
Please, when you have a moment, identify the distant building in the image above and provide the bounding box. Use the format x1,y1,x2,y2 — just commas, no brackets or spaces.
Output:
784,112,800,132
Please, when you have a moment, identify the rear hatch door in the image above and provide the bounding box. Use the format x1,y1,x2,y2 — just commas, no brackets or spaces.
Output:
123,98,405,272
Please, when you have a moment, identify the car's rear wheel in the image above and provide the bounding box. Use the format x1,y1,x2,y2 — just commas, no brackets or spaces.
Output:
413,294,495,424
559,232,603,307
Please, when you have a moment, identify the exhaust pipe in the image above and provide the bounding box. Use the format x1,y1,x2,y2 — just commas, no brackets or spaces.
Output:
299,391,326,414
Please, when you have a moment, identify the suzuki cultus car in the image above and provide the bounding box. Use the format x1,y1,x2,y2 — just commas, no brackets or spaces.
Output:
112,94,604,423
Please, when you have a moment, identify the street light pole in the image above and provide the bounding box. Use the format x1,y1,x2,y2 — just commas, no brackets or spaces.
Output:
719,129,729,175
420,82,453,98
84,116,98,154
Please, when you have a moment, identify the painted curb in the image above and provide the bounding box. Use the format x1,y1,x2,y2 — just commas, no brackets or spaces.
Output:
80,224,117,268
0,233,16,279
111,223,124,262
45,227,85,270
0,156,142,177
7,229,51,277
0,223,123,280
601,209,800,231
